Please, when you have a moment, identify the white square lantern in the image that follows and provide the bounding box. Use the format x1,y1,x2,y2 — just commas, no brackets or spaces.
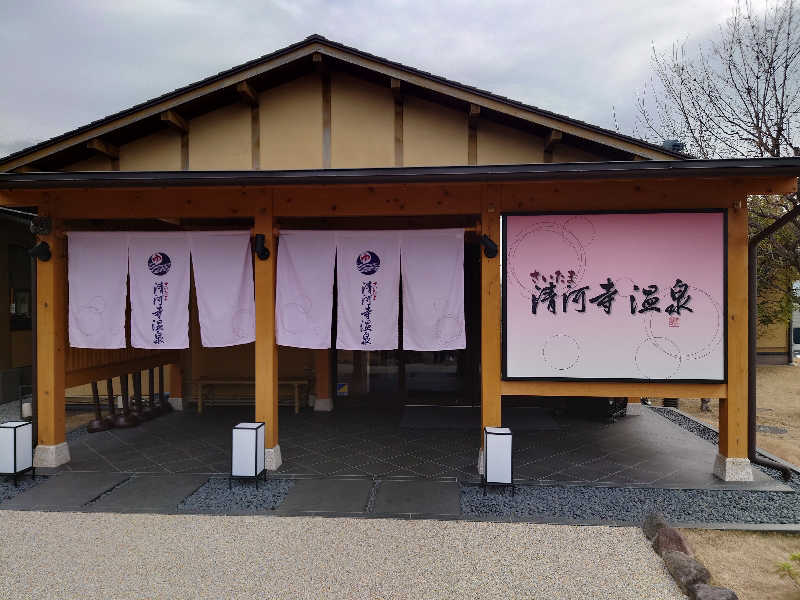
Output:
231,422,265,486
0,421,34,485
483,427,513,486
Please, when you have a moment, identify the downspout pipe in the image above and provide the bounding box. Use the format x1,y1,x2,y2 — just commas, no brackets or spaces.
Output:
748,204,800,482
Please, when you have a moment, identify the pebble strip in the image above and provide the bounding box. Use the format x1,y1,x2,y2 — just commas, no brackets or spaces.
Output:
0,511,684,599
0,400,21,422
461,483,800,524
178,476,293,512
0,474,42,504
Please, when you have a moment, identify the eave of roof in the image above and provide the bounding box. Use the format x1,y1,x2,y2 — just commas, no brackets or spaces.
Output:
1,159,797,190
0,35,687,170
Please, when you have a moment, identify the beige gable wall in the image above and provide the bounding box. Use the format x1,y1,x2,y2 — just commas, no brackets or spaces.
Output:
403,96,467,166
63,155,113,171
260,75,322,170
119,129,181,171
477,120,544,165
188,103,251,170
331,72,394,168
553,143,607,163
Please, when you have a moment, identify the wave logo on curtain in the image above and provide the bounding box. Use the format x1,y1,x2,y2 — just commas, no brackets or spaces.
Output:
356,250,381,275
147,252,171,276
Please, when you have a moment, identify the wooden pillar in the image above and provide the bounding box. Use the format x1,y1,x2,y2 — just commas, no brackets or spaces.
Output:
34,214,69,466
168,363,182,399
254,201,279,458
480,185,502,437
719,203,749,459
314,349,332,410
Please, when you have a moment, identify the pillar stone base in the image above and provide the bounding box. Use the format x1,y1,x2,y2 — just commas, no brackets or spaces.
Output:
477,447,485,476
713,454,753,481
33,442,70,468
168,396,184,411
265,445,282,471
314,397,333,412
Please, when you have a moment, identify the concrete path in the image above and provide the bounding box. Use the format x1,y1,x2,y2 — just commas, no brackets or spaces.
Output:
0,510,683,600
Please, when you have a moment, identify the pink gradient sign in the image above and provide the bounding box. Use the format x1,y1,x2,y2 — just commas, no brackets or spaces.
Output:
503,212,725,381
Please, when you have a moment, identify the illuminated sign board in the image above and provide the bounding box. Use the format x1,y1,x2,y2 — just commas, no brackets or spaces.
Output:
502,211,725,382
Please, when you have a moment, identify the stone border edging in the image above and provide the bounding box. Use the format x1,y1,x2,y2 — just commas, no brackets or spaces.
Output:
644,512,739,599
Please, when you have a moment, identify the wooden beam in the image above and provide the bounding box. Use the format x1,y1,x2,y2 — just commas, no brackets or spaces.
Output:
14,187,266,219
254,196,278,450
236,81,258,107
502,381,727,398
499,178,796,212
390,78,402,100
321,71,331,169
312,51,326,74
468,104,481,127
65,351,180,388
1,177,794,217
481,185,502,437
274,183,482,217
86,138,119,159
36,211,67,450
394,94,404,167
468,105,480,166
181,132,189,170
543,129,563,163
719,196,749,458
160,109,188,133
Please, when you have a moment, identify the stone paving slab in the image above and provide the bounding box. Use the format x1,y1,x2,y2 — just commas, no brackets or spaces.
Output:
1,472,129,510
86,474,209,513
276,478,373,514
374,480,461,515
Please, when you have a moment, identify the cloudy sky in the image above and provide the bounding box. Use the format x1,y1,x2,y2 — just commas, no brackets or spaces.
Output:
0,0,738,159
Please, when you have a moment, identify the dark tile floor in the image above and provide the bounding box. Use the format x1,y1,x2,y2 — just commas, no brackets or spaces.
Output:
57,405,785,491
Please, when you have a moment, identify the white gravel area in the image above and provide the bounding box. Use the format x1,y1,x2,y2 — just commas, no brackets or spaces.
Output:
0,511,682,599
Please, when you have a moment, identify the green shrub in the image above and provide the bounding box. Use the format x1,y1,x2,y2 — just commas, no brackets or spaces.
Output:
777,552,800,590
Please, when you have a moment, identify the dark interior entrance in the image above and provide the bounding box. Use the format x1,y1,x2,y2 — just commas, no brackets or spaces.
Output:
333,238,481,408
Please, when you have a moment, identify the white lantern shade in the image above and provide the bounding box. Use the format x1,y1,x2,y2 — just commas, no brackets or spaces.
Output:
484,426,512,484
231,422,265,477
0,421,33,474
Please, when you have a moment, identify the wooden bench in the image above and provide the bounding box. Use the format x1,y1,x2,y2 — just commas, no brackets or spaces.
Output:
194,378,309,414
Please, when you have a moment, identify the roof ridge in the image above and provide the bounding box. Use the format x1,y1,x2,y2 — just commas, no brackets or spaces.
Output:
0,35,687,167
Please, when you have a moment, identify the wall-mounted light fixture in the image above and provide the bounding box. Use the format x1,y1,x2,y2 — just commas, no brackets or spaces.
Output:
29,216,51,236
253,234,270,260
480,234,498,259
28,241,51,262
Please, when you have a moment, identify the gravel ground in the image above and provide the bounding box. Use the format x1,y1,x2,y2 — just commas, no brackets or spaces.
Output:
0,400,21,421
178,476,293,512
461,483,800,524
0,511,683,600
